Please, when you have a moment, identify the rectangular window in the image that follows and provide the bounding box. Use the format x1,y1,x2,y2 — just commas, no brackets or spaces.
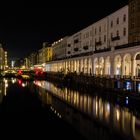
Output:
117,18,119,25
123,28,126,36
123,14,126,22
111,21,113,28
99,26,101,32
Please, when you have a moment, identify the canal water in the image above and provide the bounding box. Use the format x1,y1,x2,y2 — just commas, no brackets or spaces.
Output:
0,78,140,140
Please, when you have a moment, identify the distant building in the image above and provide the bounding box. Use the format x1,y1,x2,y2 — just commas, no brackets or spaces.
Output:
4,51,8,69
52,37,68,60
0,44,6,70
37,42,52,64
43,42,52,62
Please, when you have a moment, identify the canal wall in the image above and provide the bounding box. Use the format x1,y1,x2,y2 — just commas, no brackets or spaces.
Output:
45,72,133,91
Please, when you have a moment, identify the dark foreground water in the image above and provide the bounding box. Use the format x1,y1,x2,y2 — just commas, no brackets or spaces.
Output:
0,78,140,140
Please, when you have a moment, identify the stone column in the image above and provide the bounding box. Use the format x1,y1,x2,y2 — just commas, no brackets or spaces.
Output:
131,58,135,78
121,60,124,78
92,57,94,75
110,58,114,78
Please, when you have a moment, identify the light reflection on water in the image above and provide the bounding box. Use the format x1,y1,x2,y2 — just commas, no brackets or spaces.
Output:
34,80,140,140
114,80,140,93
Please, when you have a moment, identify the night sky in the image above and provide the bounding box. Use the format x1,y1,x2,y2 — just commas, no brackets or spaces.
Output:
0,0,128,59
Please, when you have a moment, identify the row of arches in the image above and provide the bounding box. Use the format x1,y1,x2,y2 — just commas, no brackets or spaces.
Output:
47,52,140,77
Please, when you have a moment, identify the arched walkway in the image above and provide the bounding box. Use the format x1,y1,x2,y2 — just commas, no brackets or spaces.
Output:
114,55,122,76
94,58,98,75
99,57,104,75
105,56,111,75
123,54,131,76
134,52,140,77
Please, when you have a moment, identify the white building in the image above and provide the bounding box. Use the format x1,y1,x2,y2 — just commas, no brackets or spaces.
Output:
108,5,128,49
52,37,68,60
66,36,73,58
81,25,93,54
45,5,140,78
93,17,108,51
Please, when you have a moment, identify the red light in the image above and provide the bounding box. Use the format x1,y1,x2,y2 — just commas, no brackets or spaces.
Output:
18,70,23,75
18,79,22,85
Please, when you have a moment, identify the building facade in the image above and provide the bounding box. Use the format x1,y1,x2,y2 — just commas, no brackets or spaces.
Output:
52,37,68,60
129,0,140,43
43,42,52,62
44,4,140,78
0,44,7,70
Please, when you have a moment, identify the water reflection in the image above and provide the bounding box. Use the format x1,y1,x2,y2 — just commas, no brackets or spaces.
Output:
17,79,28,88
114,80,140,93
0,78,29,100
34,80,140,140
0,78,18,102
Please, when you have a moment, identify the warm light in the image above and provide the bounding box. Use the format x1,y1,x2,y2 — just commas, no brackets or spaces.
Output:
117,64,121,68
5,83,8,88
22,83,26,87
116,109,120,121
12,79,16,84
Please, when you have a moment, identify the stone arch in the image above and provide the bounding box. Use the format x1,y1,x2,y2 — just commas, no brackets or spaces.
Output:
134,52,140,77
105,56,111,75
94,58,98,75
84,58,88,74
114,55,122,75
88,58,92,75
99,57,104,75
123,54,131,76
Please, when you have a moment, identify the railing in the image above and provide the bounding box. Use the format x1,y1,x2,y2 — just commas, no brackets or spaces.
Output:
94,47,111,53
115,41,140,50
95,41,102,46
83,46,88,50
111,36,120,41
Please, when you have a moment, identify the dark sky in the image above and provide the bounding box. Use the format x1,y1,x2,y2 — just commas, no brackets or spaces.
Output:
0,0,128,59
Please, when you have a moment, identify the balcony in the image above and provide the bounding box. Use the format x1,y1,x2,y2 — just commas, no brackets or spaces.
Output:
115,41,140,50
111,36,120,41
94,47,111,53
74,39,79,44
67,51,71,54
83,46,88,50
95,41,102,46
74,48,79,52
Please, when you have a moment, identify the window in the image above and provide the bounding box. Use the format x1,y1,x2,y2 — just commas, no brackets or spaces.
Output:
74,39,79,43
117,30,119,36
68,44,71,47
123,14,126,22
99,26,101,32
90,30,92,36
111,21,113,28
67,51,71,54
123,28,126,36
117,18,119,25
